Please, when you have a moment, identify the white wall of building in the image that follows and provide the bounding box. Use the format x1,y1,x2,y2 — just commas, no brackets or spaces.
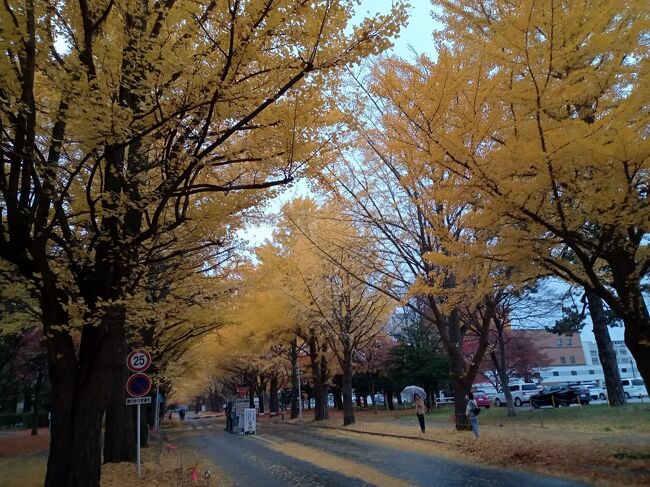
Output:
537,339,641,385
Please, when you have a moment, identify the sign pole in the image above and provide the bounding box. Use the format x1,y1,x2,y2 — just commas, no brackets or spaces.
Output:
154,384,160,435
137,402,141,479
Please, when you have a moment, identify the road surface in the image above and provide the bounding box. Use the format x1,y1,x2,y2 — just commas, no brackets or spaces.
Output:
165,418,589,486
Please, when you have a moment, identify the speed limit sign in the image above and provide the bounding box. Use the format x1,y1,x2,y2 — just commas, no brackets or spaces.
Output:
127,349,152,373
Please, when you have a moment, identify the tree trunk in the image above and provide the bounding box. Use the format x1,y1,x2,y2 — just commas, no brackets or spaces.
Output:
104,309,136,463
446,309,470,431
341,359,355,426
333,384,343,410
269,375,279,415
386,391,395,410
31,367,44,436
624,321,650,397
41,279,119,487
609,257,650,396
491,328,516,417
451,377,470,431
621,313,650,397
369,375,377,413
308,333,325,420
290,340,299,419
319,352,329,420
213,393,224,413
585,291,625,406
45,321,118,487
257,380,266,414
30,405,39,436
248,383,255,409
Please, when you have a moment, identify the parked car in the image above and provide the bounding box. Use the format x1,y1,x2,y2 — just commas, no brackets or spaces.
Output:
493,382,539,407
598,378,647,400
471,389,491,409
585,384,602,400
565,383,592,399
530,386,590,408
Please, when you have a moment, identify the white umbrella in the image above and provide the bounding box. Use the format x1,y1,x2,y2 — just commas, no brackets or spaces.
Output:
400,385,426,402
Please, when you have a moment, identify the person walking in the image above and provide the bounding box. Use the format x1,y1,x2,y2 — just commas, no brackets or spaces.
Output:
225,401,233,432
466,392,480,439
414,393,426,433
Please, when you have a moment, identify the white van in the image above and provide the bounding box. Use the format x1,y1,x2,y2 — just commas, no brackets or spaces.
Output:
493,382,539,407
599,378,647,399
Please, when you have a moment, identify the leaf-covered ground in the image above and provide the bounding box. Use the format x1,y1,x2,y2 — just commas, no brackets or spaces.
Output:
309,404,650,486
1,405,649,486
0,425,230,487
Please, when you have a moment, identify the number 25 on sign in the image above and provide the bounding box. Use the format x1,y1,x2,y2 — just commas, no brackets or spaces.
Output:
127,349,151,373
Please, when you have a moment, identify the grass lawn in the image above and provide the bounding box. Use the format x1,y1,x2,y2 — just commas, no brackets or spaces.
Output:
315,404,650,486
421,402,650,433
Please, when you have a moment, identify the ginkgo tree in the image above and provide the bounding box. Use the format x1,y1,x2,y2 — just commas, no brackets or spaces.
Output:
0,0,407,485
361,0,650,395
275,198,397,425
326,83,522,428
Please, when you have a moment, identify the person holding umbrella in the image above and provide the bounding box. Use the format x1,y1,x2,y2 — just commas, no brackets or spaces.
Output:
413,393,426,433
400,386,427,433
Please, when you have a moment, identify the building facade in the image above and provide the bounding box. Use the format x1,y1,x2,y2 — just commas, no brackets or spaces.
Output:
526,329,641,385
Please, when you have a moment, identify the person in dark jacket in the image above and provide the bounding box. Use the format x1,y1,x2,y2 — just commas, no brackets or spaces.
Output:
225,402,233,432
466,392,480,439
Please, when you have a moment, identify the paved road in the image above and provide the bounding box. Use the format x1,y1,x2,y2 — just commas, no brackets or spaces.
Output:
166,419,589,486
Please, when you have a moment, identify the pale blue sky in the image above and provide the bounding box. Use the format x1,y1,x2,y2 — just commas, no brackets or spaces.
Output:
241,1,439,247
353,0,438,59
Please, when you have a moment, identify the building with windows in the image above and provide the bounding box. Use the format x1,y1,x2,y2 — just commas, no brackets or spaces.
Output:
582,340,641,379
524,329,640,385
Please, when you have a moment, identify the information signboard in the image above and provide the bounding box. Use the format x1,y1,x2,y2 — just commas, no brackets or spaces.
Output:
126,397,152,405
243,408,256,435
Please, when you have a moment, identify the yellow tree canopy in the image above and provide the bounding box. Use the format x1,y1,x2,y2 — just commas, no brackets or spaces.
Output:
359,0,650,388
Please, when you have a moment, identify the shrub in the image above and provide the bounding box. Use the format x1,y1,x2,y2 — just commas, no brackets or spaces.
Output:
0,413,22,428
22,411,50,428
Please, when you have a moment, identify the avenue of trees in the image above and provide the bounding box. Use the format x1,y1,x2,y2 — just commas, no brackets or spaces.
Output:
0,0,647,485
0,0,406,485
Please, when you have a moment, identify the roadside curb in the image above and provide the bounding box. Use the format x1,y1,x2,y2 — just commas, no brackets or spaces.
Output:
272,421,452,445
189,414,225,420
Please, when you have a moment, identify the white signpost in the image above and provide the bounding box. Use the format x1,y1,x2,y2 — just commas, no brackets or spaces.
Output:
126,349,152,479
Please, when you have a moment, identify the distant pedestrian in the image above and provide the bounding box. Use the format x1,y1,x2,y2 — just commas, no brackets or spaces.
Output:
414,393,426,433
179,409,186,421
466,392,480,439
225,402,233,432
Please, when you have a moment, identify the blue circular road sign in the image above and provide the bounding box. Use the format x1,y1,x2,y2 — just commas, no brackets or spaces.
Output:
126,373,152,397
